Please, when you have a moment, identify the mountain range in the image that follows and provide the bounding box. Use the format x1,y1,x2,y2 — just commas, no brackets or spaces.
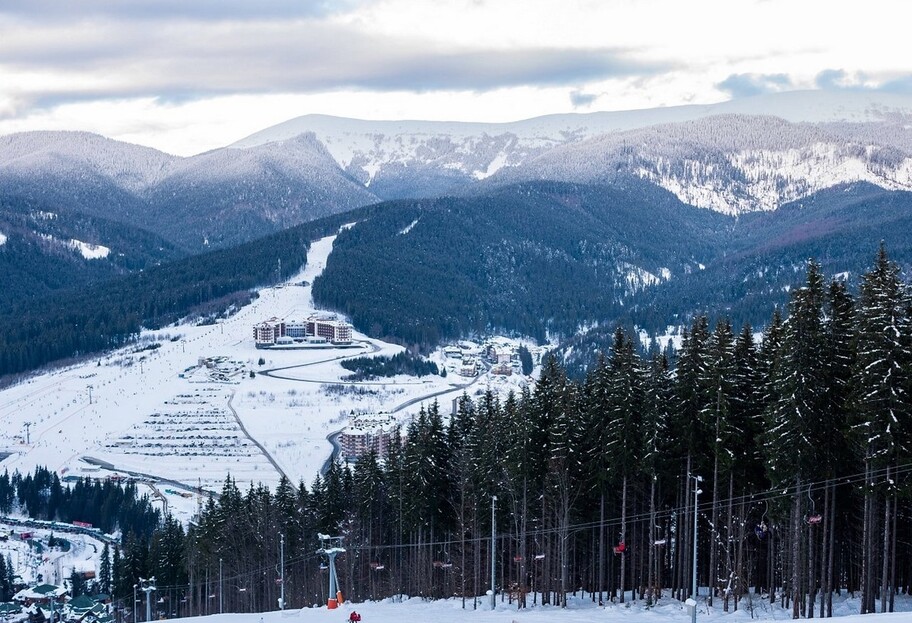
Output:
2,89,912,373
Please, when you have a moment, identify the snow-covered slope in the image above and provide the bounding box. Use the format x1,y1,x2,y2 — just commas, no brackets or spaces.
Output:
0,131,378,250
143,134,378,248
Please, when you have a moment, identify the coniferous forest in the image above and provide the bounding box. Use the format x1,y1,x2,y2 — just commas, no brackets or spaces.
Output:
6,247,910,620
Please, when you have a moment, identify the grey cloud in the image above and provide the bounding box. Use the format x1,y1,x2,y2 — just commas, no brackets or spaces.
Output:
0,1,353,21
345,48,669,92
717,72,792,98
0,21,675,106
570,90,598,107
814,68,912,94
815,69,847,90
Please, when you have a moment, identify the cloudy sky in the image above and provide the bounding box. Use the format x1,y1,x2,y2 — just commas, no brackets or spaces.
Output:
0,0,908,155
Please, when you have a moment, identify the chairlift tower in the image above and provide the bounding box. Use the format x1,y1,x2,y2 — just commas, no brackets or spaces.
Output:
316,534,346,609
139,577,156,622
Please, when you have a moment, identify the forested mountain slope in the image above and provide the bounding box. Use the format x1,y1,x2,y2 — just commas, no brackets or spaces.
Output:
313,181,912,355
0,210,368,378
0,195,183,308
312,181,729,345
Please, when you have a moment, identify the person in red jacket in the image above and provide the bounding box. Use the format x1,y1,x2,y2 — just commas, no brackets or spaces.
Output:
348,611,361,623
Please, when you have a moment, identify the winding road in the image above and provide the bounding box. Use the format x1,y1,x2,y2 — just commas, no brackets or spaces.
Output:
226,390,290,481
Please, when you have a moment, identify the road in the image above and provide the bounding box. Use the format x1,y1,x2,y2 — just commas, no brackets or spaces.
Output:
226,390,290,481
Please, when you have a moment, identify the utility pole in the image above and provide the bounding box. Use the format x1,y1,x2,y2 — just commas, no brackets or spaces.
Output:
691,475,703,623
279,533,285,610
219,557,223,614
23,422,31,445
140,577,156,622
88,385,93,404
133,584,137,623
491,495,497,611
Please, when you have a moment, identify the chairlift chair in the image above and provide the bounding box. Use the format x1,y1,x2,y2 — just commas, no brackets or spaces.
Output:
755,499,770,540
805,488,822,525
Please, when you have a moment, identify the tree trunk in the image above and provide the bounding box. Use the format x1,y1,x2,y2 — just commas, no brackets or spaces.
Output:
889,484,897,613
827,481,836,617
807,493,817,618
619,474,628,603
791,484,802,619
880,466,891,614
708,413,721,607
599,492,605,604
724,474,733,611
818,482,829,618
647,477,656,606
861,460,873,614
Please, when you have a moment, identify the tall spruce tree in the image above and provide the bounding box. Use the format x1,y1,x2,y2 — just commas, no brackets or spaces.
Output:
851,246,912,614
701,319,736,607
764,261,829,618
671,316,711,599
99,542,112,595
600,328,644,603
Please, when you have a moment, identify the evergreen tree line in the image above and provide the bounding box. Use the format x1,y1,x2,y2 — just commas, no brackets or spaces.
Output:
0,468,161,542
107,247,911,619
340,352,441,381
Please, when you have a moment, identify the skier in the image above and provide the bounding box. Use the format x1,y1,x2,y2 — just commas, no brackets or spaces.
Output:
348,611,362,622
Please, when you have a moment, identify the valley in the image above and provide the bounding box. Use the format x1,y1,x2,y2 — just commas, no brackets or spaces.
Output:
0,229,537,522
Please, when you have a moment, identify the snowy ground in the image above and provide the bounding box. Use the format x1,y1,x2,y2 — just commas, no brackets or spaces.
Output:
157,592,912,623
0,228,540,525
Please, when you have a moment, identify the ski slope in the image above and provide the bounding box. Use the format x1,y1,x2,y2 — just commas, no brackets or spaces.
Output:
0,227,524,523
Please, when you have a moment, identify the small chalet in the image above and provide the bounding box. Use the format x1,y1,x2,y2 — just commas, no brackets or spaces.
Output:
14,585,66,623
14,585,66,607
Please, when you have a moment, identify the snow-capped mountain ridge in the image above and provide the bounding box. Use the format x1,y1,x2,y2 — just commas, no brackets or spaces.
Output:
0,130,178,192
500,115,912,215
3,90,912,237
227,91,912,211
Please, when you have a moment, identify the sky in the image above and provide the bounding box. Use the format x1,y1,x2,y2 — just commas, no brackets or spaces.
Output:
0,0,909,156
